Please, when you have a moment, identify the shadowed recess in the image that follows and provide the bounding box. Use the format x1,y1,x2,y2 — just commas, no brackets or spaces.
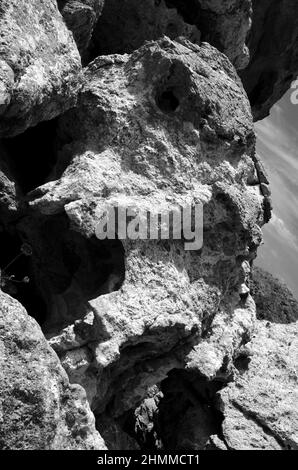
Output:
1,118,60,194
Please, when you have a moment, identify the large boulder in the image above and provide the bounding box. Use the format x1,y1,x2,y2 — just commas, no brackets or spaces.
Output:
0,0,81,137
0,290,106,450
20,38,266,434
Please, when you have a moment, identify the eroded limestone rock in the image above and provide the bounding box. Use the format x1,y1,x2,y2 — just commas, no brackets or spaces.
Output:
0,290,106,450
0,0,82,137
21,38,267,442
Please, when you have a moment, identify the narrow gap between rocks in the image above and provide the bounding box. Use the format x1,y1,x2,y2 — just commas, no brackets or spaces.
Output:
0,212,126,331
21,212,126,332
0,229,47,325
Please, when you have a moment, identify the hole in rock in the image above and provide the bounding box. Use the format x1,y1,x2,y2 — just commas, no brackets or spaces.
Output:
1,118,60,194
121,369,226,450
234,354,251,374
0,229,47,325
156,89,180,113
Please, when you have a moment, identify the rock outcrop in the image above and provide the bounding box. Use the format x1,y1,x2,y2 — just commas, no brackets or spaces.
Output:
19,37,266,444
0,290,106,450
0,0,81,137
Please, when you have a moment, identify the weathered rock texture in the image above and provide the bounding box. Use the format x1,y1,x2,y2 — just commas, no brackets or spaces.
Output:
0,0,81,137
58,0,105,57
0,290,106,450
125,319,298,450
240,0,298,121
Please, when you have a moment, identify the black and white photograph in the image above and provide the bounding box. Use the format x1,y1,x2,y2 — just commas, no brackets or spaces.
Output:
0,0,297,459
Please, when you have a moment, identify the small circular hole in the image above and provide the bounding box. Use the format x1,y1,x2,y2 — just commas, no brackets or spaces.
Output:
156,89,180,113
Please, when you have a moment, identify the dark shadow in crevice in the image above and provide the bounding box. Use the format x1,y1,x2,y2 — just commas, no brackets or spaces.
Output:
120,369,226,451
234,353,251,374
89,0,201,60
1,118,60,194
18,212,125,332
156,88,180,113
165,0,218,47
0,229,47,325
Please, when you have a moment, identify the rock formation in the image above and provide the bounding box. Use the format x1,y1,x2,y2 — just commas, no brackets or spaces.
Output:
0,0,297,451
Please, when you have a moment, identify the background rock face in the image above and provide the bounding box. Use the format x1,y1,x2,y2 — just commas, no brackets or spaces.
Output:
58,0,105,57
92,0,251,70
0,0,81,137
240,0,298,121
0,291,106,449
